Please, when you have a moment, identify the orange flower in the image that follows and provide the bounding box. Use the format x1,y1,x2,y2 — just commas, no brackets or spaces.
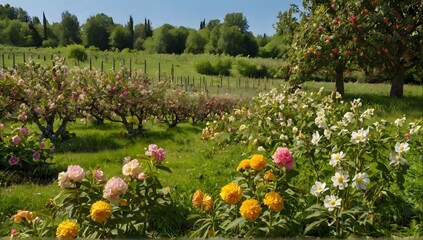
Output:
220,182,242,205
192,190,213,212
250,154,266,171
11,210,34,223
237,159,251,172
240,199,262,222
56,219,79,239
263,191,284,212
263,170,276,181
90,201,112,222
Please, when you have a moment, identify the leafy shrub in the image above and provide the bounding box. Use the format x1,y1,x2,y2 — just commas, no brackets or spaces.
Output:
42,38,58,48
236,59,269,78
195,58,232,76
195,59,215,75
66,44,87,62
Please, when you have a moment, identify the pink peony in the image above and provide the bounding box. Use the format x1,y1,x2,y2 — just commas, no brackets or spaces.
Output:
272,147,295,170
66,165,85,182
58,172,73,189
32,151,40,160
12,135,22,145
137,172,147,181
145,144,158,156
122,159,141,177
94,169,105,182
9,156,20,165
154,148,166,164
20,127,29,137
103,177,128,204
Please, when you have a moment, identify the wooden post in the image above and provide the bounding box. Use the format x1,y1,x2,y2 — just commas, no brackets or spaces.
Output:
89,58,92,70
129,59,132,76
1,54,4,69
144,59,147,74
185,77,188,92
23,53,26,63
37,54,40,59
238,78,241,88
101,61,104,73
227,76,229,89
171,64,174,83
220,76,223,87
12,54,16,69
112,58,115,70
158,62,161,82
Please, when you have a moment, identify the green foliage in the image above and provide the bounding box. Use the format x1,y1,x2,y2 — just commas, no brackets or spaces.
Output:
195,57,232,76
66,44,87,61
236,59,269,78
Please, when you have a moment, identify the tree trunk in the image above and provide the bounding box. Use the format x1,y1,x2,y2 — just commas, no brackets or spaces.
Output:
390,61,405,98
335,64,345,97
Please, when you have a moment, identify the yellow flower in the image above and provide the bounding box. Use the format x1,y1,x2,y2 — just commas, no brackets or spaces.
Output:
220,182,242,205
192,190,214,212
120,199,128,206
250,154,266,171
240,199,262,222
11,210,34,223
56,219,79,239
263,192,284,212
263,170,276,181
237,159,251,172
90,201,112,222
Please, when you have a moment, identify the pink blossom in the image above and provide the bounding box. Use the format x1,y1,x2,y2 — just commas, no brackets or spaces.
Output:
0,123,4,130
154,148,166,164
32,151,40,160
145,144,158,156
405,133,411,139
11,229,18,236
137,172,147,181
72,92,78,101
9,156,20,165
17,113,27,121
103,177,128,204
94,169,105,182
66,165,85,182
12,135,22,145
20,127,29,137
18,79,25,85
272,147,295,170
58,172,72,189
39,141,45,149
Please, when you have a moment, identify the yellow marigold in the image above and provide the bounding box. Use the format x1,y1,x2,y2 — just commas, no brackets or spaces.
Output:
201,193,213,212
56,219,79,239
263,170,276,181
240,199,262,222
250,154,266,171
12,210,34,223
90,201,112,223
263,191,284,212
237,159,251,172
220,182,242,205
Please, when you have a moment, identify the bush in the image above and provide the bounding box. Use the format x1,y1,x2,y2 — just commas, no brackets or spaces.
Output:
195,59,215,75
195,58,232,76
66,44,87,62
236,59,270,78
42,38,59,48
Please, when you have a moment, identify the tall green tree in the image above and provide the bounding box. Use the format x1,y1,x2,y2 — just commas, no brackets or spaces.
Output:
82,13,114,50
127,15,134,49
42,12,48,40
60,11,81,45
223,12,249,33
185,29,207,54
110,24,132,50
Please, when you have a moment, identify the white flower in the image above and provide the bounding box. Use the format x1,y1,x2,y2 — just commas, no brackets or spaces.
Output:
324,129,332,140
389,153,407,166
330,151,346,167
257,146,265,152
343,112,354,122
292,126,298,134
409,122,421,135
394,116,406,127
351,128,369,144
331,172,349,190
315,116,326,128
58,172,73,189
311,131,322,145
239,125,247,131
352,172,370,190
324,195,342,211
310,181,329,196
228,116,235,122
122,159,141,177
360,108,374,120
394,142,410,154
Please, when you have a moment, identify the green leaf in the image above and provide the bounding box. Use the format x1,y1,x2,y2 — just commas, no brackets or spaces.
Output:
156,164,172,173
225,217,246,231
304,219,327,234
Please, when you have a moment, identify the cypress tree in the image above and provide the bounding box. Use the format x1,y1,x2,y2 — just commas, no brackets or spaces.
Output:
128,15,134,48
42,12,47,40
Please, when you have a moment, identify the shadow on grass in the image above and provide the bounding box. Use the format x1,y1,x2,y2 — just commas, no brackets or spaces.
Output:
55,123,204,153
344,93,423,119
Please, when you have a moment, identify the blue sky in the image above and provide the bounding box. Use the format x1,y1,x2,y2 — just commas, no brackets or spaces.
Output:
0,0,303,36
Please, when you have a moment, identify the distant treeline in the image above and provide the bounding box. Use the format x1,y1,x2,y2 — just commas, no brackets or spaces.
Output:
0,4,292,58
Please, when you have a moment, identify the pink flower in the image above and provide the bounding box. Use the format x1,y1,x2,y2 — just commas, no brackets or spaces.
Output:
103,177,128,204
0,123,4,130
32,151,40,160
272,147,295,170
66,165,85,182
11,229,18,236
145,144,158,156
9,156,20,165
12,135,22,145
20,127,29,137
39,141,45,149
17,113,27,121
154,148,166,164
58,172,73,189
137,172,147,181
405,133,411,139
94,169,105,182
